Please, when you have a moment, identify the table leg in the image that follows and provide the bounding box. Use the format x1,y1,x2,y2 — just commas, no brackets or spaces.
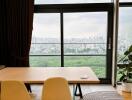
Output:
74,84,83,99
73,85,75,100
25,83,32,92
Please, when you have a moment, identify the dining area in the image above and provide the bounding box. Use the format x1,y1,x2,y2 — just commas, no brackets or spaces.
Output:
0,67,100,100
0,0,132,100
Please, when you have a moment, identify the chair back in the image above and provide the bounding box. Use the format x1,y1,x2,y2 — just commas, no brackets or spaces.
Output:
1,81,32,100
42,77,72,100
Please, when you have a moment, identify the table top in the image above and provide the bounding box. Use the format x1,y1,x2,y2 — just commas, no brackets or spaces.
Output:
0,67,100,84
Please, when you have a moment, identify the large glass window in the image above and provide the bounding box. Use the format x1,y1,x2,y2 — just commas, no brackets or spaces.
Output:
64,12,107,78
30,1,113,83
118,7,132,61
30,13,61,67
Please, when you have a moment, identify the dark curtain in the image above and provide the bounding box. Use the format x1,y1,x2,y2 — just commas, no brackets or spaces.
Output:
2,0,34,67
0,0,7,65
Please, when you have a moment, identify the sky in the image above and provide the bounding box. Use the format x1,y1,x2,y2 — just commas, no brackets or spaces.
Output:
33,0,132,41
118,7,132,39
33,12,107,39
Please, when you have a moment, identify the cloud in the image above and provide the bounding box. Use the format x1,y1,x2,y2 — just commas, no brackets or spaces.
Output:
33,12,108,38
33,0,132,39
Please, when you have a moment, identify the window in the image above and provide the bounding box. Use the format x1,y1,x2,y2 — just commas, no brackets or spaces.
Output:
30,1,113,83
117,1,132,60
30,13,61,67
118,7,132,60
117,1,132,81
64,12,107,78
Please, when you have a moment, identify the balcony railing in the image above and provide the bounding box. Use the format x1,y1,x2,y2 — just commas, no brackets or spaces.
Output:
29,43,107,78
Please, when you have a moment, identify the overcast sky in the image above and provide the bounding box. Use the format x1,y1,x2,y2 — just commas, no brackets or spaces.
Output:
33,12,107,39
33,0,132,40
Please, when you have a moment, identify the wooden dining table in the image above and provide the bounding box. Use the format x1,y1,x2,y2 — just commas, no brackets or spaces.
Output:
0,67,100,98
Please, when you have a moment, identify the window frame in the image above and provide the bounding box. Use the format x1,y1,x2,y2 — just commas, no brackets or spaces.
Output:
119,2,132,7
34,0,112,4
32,3,114,83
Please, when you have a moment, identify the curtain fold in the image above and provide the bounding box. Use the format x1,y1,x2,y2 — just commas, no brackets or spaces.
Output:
0,0,34,67
0,0,7,65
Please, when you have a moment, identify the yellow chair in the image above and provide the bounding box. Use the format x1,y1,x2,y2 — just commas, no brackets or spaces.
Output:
42,77,72,100
1,81,32,100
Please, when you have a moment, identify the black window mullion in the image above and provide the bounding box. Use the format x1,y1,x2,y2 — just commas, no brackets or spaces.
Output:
60,12,64,67
119,2,132,7
106,9,113,83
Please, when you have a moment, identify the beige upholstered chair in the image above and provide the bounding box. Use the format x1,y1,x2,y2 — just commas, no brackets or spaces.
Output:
1,81,32,100
42,77,72,100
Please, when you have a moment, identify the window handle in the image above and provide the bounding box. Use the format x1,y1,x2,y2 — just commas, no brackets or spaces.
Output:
108,38,111,50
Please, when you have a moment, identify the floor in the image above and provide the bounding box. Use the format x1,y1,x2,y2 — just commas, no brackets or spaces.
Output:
30,84,131,100
116,85,132,100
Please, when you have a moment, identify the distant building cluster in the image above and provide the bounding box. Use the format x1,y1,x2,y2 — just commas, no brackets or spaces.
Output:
30,36,132,56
